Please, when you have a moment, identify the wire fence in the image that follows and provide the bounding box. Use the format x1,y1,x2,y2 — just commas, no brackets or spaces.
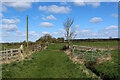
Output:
71,45,111,61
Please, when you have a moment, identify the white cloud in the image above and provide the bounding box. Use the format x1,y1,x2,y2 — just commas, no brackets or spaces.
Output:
53,29,92,39
74,25,80,29
53,32,58,34
42,32,49,34
50,29,65,38
2,18,20,24
57,29,65,32
39,6,47,11
0,31,10,37
39,22,54,28
85,27,94,30
75,28,118,38
1,30,27,43
49,29,66,38
4,2,32,11
89,17,102,23
0,13,3,17
86,2,100,8
29,31,39,36
105,25,118,30
57,29,66,36
46,15,56,20
73,1,100,8
81,30,90,32
48,5,71,14
16,31,26,37
74,2,86,6
42,15,56,20
39,5,71,14
111,14,118,18
0,24,18,31
60,2,67,5
41,17,46,20
0,4,8,12
97,29,118,38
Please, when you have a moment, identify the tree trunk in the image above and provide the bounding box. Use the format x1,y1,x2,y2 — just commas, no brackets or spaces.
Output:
68,39,70,48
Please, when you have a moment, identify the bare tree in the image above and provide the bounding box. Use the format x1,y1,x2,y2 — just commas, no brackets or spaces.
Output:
63,18,76,48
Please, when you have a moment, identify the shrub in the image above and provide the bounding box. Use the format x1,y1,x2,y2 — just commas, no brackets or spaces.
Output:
84,60,98,70
61,45,69,50
95,61,119,79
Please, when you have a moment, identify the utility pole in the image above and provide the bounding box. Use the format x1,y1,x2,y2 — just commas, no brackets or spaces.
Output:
27,15,28,48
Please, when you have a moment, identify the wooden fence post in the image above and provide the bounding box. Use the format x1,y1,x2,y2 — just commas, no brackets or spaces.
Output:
18,48,21,61
71,46,74,59
6,49,8,62
3,47,5,61
11,49,13,57
91,47,93,61
40,45,41,51
108,45,109,50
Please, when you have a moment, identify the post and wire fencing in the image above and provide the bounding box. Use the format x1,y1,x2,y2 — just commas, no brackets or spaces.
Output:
71,45,111,61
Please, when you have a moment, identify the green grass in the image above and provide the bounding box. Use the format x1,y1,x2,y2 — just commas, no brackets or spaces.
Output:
1,43,26,50
2,41,119,79
2,43,97,78
95,61,119,79
71,41,118,49
72,41,119,79
95,50,119,79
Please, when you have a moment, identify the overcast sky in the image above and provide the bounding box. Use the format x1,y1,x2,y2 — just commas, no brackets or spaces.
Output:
0,2,118,43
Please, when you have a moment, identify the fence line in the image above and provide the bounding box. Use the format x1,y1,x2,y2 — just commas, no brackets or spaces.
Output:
0,48,20,62
71,45,111,61
0,44,43,63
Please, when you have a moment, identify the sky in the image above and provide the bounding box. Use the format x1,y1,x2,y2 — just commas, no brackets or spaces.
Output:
0,2,118,43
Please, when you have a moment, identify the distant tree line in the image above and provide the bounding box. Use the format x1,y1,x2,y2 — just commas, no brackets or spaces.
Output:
36,34,65,43
69,38,119,42
1,34,65,48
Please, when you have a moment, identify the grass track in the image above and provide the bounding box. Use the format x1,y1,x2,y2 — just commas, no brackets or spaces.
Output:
2,43,97,78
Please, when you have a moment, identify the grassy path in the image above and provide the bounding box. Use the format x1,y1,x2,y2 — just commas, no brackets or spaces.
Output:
2,43,98,78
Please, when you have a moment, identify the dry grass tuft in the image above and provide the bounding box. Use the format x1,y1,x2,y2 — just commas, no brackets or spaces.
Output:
96,54,112,65
64,49,85,65
83,70,89,75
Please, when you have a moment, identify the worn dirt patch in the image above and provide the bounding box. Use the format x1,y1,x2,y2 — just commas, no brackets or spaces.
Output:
83,70,89,75
64,49,71,56
43,46,47,50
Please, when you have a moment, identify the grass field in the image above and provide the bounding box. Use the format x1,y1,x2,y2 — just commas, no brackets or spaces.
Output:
1,41,118,50
2,41,119,79
0,43,25,51
71,41,118,49
2,43,98,78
